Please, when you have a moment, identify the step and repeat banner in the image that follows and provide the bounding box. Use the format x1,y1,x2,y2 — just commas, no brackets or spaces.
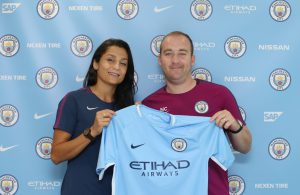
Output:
1,0,299,195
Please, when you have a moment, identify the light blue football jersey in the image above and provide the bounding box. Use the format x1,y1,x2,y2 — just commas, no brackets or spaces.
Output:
96,105,234,195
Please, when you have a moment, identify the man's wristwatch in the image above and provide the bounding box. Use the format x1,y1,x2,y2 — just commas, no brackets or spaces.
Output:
228,120,244,134
83,128,96,142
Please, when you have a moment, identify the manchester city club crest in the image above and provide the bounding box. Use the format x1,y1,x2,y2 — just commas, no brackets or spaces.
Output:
36,137,53,159
192,68,212,82
37,0,59,20
0,174,18,195
134,71,138,85
0,35,19,57
239,106,246,122
71,35,93,57
270,0,291,22
225,36,246,58
190,0,213,21
0,104,19,127
151,35,164,57
228,175,245,195
117,0,139,20
171,138,187,152
36,67,58,89
269,68,291,91
194,101,209,114
269,138,290,160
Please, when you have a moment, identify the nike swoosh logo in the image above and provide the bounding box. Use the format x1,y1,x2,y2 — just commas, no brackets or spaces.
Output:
0,145,18,152
76,75,85,82
34,112,52,120
86,106,98,111
131,143,145,149
154,5,173,13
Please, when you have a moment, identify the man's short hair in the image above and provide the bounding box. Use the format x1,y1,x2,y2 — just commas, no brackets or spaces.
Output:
160,31,194,55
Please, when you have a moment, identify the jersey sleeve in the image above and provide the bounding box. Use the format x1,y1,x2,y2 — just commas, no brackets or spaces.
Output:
209,125,235,171
96,117,118,180
53,93,77,134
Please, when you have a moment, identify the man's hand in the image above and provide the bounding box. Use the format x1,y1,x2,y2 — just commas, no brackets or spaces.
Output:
210,109,240,131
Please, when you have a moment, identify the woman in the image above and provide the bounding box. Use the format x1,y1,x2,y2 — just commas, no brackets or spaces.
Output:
51,39,136,195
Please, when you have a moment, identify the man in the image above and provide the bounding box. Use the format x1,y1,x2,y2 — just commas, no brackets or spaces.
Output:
142,31,252,195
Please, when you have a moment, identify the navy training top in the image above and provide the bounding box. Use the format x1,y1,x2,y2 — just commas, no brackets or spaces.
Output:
54,87,116,195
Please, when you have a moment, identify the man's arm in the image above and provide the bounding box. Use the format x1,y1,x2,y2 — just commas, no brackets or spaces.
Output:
227,124,252,154
210,110,252,154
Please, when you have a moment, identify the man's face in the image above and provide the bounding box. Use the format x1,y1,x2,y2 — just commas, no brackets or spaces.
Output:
158,34,195,84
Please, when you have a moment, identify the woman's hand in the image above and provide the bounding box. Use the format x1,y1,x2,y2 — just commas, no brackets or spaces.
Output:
90,109,116,137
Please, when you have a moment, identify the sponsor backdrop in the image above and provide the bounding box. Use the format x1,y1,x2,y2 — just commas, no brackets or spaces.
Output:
0,0,299,194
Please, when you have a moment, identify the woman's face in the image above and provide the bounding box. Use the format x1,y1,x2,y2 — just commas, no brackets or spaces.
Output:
93,46,129,86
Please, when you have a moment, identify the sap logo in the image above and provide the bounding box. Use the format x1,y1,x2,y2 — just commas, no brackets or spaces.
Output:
2,3,21,13
264,112,283,122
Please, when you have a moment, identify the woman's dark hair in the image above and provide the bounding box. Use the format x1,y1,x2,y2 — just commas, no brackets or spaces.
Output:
83,38,136,109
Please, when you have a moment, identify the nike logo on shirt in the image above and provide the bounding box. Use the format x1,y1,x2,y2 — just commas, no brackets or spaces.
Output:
34,112,52,120
87,106,99,111
154,5,173,13
131,143,145,149
0,145,18,152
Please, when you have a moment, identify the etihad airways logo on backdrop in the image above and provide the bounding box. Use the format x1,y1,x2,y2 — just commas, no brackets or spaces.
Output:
194,42,216,52
28,180,61,191
147,73,165,83
224,5,256,14
224,76,256,82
